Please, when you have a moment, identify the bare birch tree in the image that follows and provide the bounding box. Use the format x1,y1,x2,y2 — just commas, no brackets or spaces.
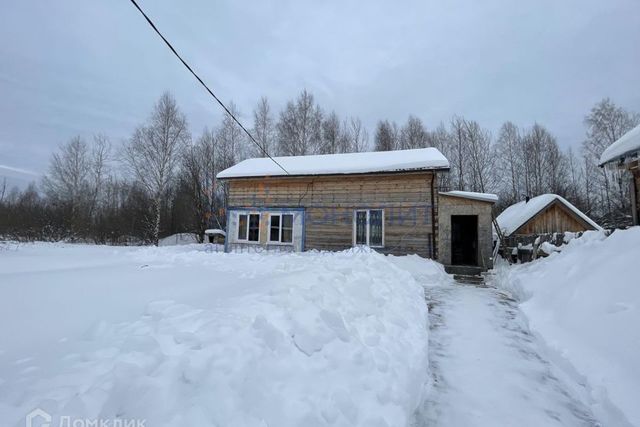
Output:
252,97,275,157
321,111,341,154
346,117,369,152
582,98,639,220
400,115,428,149
42,136,92,236
462,120,495,193
122,92,190,245
276,90,323,156
0,177,6,203
217,101,247,170
374,120,398,151
182,128,223,240
448,116,467,191
495,122,523,204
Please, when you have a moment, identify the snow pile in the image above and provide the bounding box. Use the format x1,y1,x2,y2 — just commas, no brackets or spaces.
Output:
216,147,449,178
158,233,199,246
387,254,454,286
496,194,602,236
599,123,640,165
537,241,560,255
494,228,640,426
0,245,430,427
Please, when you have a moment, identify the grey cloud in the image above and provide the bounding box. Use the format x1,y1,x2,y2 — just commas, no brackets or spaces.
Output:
1,0,639,179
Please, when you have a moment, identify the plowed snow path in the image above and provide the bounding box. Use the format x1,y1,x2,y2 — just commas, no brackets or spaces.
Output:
415,284,601,427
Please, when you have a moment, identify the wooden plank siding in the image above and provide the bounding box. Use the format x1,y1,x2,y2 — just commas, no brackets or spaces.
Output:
513,199,595,235
227,171,438,258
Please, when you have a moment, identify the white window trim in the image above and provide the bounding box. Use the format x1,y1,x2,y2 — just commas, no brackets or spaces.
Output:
268,213,294,245
352,209,385,248
236,212,261,244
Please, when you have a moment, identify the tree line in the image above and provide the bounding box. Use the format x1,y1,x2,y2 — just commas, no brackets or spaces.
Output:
369,99,638,227
0,91,637,244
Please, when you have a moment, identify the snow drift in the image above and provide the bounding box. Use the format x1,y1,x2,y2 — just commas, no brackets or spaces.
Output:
0,244,431,427
494,228,640,426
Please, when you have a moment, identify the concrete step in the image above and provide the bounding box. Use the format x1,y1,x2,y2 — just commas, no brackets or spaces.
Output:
453,274,485,286
444,265,484,276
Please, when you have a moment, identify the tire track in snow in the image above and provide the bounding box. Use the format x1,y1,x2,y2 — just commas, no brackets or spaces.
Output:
414,283,601,427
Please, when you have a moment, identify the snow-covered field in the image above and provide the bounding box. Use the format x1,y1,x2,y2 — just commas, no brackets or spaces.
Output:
1,228,638,427
495,228,640,426
0,244,435,427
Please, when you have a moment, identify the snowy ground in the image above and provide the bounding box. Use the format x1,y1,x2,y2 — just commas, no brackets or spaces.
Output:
1,231,638,427
0,244,431,427
415,285,598,426
494,228,640,427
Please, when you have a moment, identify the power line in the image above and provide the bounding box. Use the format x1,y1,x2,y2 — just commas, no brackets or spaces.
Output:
127,0,289,175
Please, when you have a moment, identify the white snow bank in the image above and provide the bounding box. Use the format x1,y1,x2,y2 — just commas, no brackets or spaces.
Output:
217,147,449,178
538,241,560,255
599,124,640,165
439,190,498,203
158,233,199,246
0,244,429,427
494,228,640,426
496,194,601,236
387,254,454,286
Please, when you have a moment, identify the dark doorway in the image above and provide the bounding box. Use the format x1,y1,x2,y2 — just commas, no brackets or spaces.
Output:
451,215,478,265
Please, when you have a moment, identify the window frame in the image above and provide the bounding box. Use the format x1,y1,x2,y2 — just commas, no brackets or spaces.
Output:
236,212,261,243
268,213,294,245
352,209,385,248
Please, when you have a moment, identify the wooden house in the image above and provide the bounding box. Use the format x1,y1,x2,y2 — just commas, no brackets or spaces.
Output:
496,194,601,238
599,124,640,226
216,148,498,271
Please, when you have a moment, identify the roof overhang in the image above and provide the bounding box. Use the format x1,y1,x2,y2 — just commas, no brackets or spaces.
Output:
217,166,450,181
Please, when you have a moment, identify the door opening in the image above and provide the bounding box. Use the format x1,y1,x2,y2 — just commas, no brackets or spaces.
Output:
451,215,478,265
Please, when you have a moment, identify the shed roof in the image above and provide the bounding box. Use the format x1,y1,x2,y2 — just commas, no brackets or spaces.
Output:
439,190,498,203
599,124,640,166
496,194,602,236
216,148,449,179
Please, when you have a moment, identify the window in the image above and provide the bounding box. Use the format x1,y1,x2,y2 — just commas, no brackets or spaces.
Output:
355,211,367,245
269,213,294,244
237,213,260,242
353,209,384,247
238,214,247,240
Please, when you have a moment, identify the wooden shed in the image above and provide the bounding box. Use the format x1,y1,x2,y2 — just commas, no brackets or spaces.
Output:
496,194,601,237
599,124,640,226
438,191,498,271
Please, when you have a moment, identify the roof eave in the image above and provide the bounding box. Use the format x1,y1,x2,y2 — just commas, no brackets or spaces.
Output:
216,166,451,180
598,148,640,167
438,192,497,204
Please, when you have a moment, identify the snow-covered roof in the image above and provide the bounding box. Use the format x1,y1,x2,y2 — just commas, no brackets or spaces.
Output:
439,190,498,203
204,229,226,236
216,148,449,179
496,194,602,236
599,124,640,166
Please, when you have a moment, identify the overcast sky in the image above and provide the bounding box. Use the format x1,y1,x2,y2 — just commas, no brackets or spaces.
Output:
1,0,639,187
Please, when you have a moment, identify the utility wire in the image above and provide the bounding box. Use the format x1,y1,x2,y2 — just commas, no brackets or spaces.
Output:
128,0,289,175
